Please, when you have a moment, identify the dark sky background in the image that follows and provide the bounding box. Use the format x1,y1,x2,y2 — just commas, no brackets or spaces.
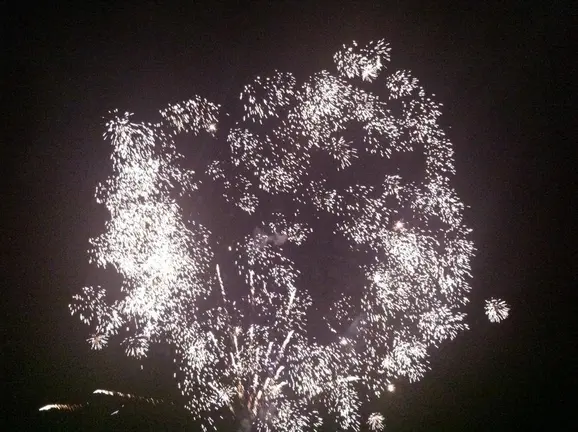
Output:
5,1,571,430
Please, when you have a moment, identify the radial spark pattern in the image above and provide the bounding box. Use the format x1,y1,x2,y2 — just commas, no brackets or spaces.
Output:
72,40,475,431
485,298,510,323
367,412,385,431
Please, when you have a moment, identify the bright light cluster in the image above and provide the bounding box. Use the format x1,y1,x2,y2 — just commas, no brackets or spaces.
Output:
334,40,391,81
39,388,168,415
367,412,385,431
485,298,510,323
72,40,476,431
39,403,84,412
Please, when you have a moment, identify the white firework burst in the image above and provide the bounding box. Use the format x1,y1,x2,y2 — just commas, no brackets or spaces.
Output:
87,333,108,350
485,298,510,323
70,39,478,431
367,412,385,431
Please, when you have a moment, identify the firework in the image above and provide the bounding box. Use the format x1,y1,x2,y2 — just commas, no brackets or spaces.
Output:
71,39,476,431
485,298,510,323
367,412,385,431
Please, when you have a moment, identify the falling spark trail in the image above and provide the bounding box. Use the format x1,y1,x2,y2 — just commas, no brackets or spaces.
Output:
39,404,85,412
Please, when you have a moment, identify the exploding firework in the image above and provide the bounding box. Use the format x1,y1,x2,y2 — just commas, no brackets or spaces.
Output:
71,40,478,431
485,298,510,323
367,412,385,431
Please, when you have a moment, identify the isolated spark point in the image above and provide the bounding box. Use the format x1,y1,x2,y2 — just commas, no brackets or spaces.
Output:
71,39,476,431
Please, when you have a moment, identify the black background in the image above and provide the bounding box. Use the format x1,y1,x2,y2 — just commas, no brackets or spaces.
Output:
5,1,572,430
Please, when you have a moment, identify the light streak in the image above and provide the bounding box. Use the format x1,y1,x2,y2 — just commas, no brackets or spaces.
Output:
39,389,170,417
39,404,84,412
93,388,168,405
367,412,385,431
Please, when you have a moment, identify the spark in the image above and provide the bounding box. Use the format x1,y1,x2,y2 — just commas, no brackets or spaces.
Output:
71,39,478,431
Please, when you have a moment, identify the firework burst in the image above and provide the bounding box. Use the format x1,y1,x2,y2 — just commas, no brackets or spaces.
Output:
485,298,510,323
367,412,385,431
71,40,479,431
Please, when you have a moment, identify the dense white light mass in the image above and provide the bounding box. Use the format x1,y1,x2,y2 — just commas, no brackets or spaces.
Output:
485,298,510,323
367,412,385,431
39,388,168,416
71,40,477,431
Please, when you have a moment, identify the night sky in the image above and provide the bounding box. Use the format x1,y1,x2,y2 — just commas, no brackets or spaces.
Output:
5,1,571,430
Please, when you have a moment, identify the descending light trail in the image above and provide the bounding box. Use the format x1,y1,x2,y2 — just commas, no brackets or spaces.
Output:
39,404,85,412
93,389,169,405
367,412,385,431
68,40,489,431
39,389,169,417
